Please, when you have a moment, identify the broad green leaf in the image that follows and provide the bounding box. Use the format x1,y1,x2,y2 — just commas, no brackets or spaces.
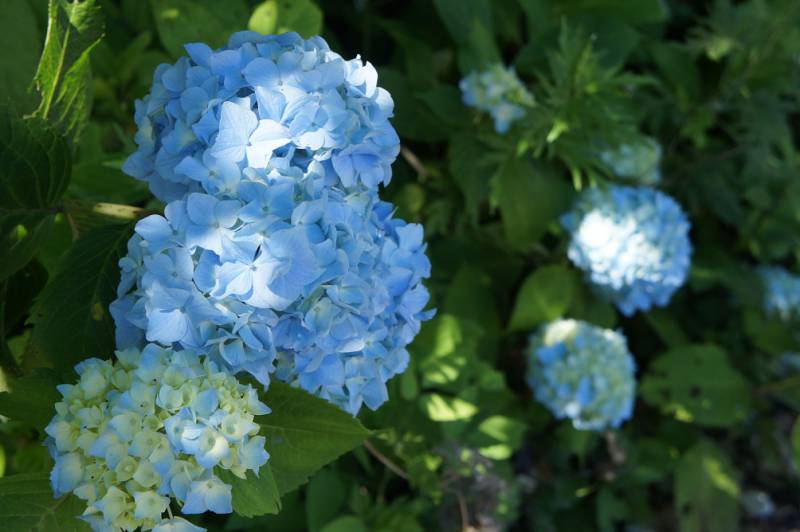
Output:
0,109,71,281
596,487,628,532
249,0,323,38
413,315,481,389
258,382,371,495
33,0,104,142
0,472,90,531
675,440,740,532
0,369,61,431
447,134,493,222
32,222,134,372
556,0,669,25
305,468,347,532
377,68,449,142
151,0,249,58
492,158,572,251
433,0,492,45
320,515,368,532
640,344,751,427
419,393,478,421
508,265,578,331
470,415,526,459
218,465,281,517
0,0,42,111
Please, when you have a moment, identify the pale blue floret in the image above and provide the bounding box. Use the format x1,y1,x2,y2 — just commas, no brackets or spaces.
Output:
123,31,399,202
759,266,800,321
459,64,533,134
526,319,636,431
599,136,663,185
111,189,434,415
45,346,270,531
117,32,433,415
561,185,692,316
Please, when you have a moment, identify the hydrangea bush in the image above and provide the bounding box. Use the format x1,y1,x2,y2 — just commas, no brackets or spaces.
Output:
526,320,636,431
4,0,800,530
561,185,692,316
46,345,269,531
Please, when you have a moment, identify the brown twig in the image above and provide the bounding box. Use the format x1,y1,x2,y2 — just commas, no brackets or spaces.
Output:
400,146,427,179
363,439,409,480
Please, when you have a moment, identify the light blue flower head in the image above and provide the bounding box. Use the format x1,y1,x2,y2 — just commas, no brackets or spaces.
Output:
123,31,399,202
110,181,434,415
561,185,692,316
526,319,636,431
599,136,662,185
459,63,533,134
759,266,800,321
44,345,270,532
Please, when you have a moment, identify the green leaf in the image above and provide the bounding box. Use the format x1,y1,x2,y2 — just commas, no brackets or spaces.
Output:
305,468,347,532
419,393,478,421
447,134,493,222
249,0,323,38
470,415,526,459
433,0,492,45
640,344,751,427
792,417,800,471
0,472,90,531
0,109,71,281
508,265,579,331
258,381,371,495
32,0,104,142
151,0,249,58
0,369,61,431
492,158,572,251
0,0,43,111
218,465,281,518
32,222,134,372
320,515,368,532
675,440,740,532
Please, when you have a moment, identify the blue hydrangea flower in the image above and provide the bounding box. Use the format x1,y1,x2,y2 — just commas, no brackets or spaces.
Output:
599,136,662,185
111,185,433,415
459,64,533,133
45,345,270,532
561,185,692,316
759,266,800,321
526,319,636,431
123,31,399,202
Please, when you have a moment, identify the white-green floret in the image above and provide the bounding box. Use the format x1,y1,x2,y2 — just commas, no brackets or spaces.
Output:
45,344,270,531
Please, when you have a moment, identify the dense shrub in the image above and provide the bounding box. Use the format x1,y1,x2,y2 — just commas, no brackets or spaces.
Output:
2,0,800,530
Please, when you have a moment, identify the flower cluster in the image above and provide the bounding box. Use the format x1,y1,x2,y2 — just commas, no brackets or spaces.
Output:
45,345,270,531
526,320,636,431
459,64,533,134
599,136,662,185
759,266,800,321
561,185,692,316
122,31,399,203
113,32,433,415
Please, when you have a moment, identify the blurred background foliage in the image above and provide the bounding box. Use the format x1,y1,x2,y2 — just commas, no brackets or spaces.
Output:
3,0,800,530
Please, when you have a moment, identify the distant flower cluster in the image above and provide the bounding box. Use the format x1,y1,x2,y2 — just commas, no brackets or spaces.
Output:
459,64,533,133
526,320,636,431
561,185,692,316
760,266,800,321
600,136,662,185
113,31,433,415
46,345,269,531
